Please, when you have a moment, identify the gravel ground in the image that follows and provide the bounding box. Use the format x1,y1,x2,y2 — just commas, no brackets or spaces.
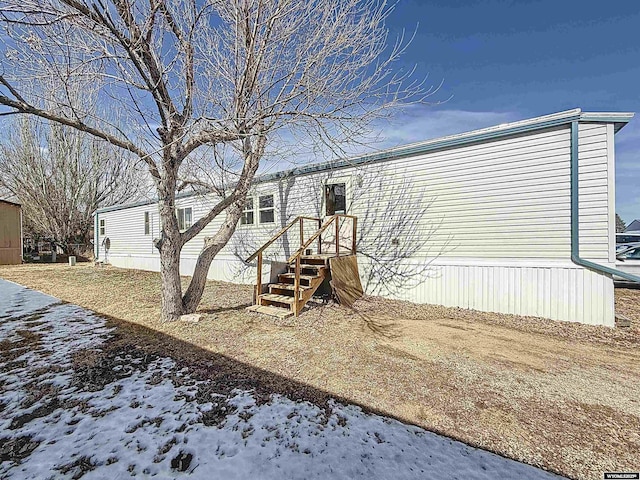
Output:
0,263,638,480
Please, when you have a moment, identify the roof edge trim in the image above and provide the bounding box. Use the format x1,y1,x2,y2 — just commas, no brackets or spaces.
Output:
95,108,634,215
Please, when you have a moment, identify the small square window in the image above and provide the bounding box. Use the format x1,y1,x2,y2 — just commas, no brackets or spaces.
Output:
99,218,105,236
144,212,150,235
240,198,254,225
177,207,192,231
259,194,274,224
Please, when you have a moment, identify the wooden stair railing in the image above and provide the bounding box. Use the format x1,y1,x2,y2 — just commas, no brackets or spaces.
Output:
245,216,322,302
286,214,356,263
246,214,357,317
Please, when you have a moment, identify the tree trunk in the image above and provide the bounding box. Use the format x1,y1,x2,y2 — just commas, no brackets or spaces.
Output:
159,237,184,321
182,203,244,313
157,170,185,322
181,244,217,313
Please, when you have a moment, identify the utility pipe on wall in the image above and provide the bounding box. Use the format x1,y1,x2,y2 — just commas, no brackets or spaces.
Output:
570,120,640,283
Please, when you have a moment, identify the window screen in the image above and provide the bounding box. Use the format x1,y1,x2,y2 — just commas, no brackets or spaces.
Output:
144,212,150,235
325,183,346,215
259,195,275,224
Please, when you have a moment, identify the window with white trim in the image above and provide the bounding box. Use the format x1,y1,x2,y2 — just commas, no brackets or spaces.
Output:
240,198,254,225
177,207,192,231
144,211,150,235
259,194,275,224
99,218,105,236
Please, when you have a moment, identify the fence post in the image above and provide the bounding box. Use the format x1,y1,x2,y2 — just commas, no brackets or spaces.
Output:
300,218,304,250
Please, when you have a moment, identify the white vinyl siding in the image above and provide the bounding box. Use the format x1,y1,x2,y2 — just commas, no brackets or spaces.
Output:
361,127,573,258
577,123,613,264
97,204,152,260
243,126,575,259
95,118,618,326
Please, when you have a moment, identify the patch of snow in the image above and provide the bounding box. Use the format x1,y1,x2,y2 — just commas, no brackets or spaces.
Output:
0,279,59,318
0,279,564,479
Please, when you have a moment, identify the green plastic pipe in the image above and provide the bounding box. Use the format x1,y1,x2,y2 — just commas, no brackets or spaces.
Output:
570,120,640,283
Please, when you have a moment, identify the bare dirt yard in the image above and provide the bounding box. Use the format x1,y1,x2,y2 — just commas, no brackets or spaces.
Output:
1,263,639,480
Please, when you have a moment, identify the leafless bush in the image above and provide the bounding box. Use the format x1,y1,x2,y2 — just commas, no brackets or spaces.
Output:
0,117,148,253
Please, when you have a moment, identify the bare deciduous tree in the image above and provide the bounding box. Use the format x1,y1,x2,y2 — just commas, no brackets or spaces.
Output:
616,213,626,233
0,0,436,320
0,116,147,254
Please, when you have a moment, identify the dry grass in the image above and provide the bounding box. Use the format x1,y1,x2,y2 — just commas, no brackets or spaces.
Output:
1,263,639,480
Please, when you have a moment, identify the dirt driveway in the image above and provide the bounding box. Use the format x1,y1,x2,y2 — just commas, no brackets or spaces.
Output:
1,264,638,480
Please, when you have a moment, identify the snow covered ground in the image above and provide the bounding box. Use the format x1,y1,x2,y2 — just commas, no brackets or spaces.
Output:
0,278,564,479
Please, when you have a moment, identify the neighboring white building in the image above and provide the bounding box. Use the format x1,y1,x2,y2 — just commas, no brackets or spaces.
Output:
94,108,636,326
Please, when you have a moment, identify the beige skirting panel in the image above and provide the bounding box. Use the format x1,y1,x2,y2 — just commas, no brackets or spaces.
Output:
108,254,615,326
359,260,615,326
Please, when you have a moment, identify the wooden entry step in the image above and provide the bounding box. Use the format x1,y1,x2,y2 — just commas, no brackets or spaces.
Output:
288,264,324,273
246,304,293,319
259,293,297,305
278,273,317,283
269,283,311,292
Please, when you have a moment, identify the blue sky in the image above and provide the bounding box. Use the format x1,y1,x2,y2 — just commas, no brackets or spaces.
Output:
1,1,637,223
377,0,640,225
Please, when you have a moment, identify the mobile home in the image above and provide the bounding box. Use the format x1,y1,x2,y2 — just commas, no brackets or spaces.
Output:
94,109,637,326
